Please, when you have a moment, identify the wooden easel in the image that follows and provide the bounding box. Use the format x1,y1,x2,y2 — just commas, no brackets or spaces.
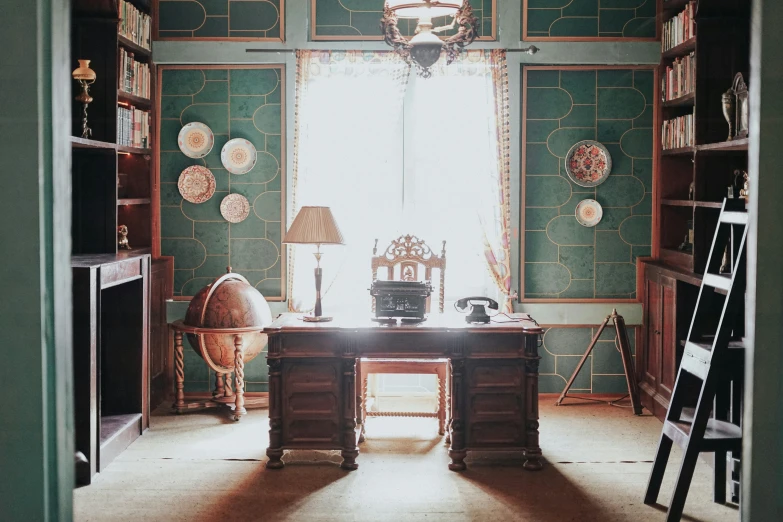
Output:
555,309,643,415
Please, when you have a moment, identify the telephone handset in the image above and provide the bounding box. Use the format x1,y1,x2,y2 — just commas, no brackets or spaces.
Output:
454,296,499,324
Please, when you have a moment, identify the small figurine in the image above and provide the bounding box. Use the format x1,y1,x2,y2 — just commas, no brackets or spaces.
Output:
688,181,695,200
118,224,130,250
739,170,750,202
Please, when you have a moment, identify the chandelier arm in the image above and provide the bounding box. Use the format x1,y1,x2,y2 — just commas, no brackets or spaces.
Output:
381,4,412,61
443,3,479,47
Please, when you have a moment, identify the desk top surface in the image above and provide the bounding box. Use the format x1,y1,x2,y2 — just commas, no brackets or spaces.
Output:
265,313,544,334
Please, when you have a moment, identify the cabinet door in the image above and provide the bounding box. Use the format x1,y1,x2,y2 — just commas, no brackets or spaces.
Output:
642,275,662,392
658,275,677,400
150,258,172,410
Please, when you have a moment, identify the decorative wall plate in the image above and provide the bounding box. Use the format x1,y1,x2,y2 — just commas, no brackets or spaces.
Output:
575,199,603,227
565,140,612,187
220,194,251,223
221,138,257,175
178,122,214,158
177,166,216,204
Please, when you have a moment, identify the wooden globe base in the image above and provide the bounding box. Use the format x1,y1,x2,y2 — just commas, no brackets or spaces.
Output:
170,322,269,422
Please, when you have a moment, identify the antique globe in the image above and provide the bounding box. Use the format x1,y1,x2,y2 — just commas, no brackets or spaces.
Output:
184,268,273,373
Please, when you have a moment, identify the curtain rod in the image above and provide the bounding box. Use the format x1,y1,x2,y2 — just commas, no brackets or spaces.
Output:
245,46,539,54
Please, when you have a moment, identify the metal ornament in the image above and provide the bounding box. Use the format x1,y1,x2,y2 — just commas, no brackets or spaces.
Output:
733,73,749,139
721,88,735,141
381,1,479,78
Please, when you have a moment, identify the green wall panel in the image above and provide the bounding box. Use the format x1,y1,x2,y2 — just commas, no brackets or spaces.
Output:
158,0,283,39
312,0,495,39
523,67,653,299
181,335,269,393
525,0,656,39
538,326,636,394
159,66,285,299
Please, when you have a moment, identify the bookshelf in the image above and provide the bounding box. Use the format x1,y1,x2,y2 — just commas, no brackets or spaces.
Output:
70,0,172,485
640,0,750,503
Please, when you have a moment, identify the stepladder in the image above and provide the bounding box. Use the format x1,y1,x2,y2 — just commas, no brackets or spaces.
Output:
644,199,747,521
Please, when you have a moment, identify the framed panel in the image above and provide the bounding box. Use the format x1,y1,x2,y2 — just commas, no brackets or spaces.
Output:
523,0,658,42
311,0,496,41
155,0,285,41
156,65,286,301
520,65,658,302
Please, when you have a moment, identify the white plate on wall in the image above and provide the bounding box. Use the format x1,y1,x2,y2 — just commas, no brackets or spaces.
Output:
178,122,214,158
221,138,257,175
575,199,603,227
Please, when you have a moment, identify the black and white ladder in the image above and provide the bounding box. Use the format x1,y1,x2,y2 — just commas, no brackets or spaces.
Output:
644,198,747,521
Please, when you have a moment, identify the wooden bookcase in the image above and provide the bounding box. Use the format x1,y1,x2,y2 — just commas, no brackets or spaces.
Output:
70,0,172,485
640,0,750,502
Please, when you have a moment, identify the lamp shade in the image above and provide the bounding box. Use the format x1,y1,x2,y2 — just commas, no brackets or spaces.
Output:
72,59,96,81
283,206,345,245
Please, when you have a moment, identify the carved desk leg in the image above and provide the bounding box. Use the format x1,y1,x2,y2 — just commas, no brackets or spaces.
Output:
448,357,467,471
232,334,247,422
266,337,284,469
341,356,359,470
173,331,186,413
523,333,543,471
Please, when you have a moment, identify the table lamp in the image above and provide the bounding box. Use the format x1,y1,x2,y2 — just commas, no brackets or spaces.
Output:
283,206,344,322
72,59,96,139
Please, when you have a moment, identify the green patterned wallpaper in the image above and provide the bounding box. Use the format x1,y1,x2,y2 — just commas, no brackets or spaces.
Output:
157,0,283,39
182,335,269,393
539,326,636,394
159,66,285,300
523,67,653,300
525,0,656,39
312,0,495,40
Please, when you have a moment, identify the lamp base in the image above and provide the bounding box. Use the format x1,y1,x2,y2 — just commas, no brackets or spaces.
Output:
303,315,333,323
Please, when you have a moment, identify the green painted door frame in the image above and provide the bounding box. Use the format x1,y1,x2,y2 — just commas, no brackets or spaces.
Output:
0,0,73,520
744,0,783,520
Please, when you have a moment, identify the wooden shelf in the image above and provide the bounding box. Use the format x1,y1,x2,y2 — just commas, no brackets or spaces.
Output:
118,90,152,110
694,201,723,209
662,146,696,156
118,247,152,256
662,199,694,207
663,92,695,108
661,0,691,12
118,198,151,206
698,138,749,153
117,34,151,58
71,136,116,150
662,37,696,59
117,144,152,155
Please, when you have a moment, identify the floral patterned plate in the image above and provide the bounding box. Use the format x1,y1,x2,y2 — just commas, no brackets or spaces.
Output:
221,138,257,175
177,166,216,204
220,194,251,223
565,140,612,188
575,199,603,228
178,122,214,158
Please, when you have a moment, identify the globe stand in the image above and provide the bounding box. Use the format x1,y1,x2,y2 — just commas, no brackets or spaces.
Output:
170,321,269,421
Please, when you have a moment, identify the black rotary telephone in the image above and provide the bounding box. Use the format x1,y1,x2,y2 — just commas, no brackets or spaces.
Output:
455,296,499,324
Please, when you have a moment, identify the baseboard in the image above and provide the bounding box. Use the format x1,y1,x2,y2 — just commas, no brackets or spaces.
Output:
183,392,269,400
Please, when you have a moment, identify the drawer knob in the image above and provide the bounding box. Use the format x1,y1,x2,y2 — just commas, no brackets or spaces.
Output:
654,329,661,335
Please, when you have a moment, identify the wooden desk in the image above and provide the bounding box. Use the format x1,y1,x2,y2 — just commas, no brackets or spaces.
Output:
264,314,545,472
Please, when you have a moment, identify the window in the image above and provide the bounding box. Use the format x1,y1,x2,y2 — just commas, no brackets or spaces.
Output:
290,51,511,315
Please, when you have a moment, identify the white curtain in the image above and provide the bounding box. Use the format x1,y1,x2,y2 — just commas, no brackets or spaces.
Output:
289,50,511,315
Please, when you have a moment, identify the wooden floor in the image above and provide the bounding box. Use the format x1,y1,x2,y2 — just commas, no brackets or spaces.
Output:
74,397,739,521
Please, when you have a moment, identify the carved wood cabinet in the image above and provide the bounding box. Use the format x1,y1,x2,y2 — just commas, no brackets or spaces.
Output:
149,257,173,410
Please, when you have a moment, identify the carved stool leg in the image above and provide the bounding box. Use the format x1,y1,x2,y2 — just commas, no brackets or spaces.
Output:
437,369,446,436
359,375,369,442
232,334,247,421
173,331,186,413
357,361,365,443
445,367,451,445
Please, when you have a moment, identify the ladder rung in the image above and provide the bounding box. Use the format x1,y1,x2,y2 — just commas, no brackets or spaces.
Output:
685,341,712,360
663,418,742,452
681,353,709,380
703,273,732,291
720,211,748,225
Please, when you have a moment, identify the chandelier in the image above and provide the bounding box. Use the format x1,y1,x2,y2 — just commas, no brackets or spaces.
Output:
381,1,479,78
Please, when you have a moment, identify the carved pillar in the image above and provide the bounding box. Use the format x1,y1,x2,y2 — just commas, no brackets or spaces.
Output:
448,334,467,471
437,367,446,436
232,334,247,421
266,335,284,469
173,331,186,413
523,332,543,471
224,373,234,397
341,337,359,470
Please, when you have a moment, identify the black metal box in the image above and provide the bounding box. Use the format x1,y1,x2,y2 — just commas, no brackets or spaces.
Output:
370,280,432,320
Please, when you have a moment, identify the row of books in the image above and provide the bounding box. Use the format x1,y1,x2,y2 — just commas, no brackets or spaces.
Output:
118,0,151,51
117,106,150,149
119,49,150,100
662,113,695,150
662,52,696,102
662,1,696,52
